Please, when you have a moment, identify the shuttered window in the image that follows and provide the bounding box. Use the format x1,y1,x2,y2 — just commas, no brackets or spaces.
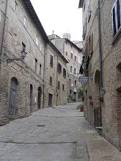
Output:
112,0,121,36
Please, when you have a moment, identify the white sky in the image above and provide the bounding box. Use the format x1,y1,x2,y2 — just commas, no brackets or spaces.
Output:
30,0,83,41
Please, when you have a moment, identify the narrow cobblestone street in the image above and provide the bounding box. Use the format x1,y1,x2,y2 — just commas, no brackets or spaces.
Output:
0,103,89,161
0,103,121,161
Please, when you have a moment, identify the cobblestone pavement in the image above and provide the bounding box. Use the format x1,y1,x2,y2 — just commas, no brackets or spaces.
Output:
0,103,121,161
0,103,90,161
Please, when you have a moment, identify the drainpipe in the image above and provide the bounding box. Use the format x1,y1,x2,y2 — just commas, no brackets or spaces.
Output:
43,43,47,108
98,0,103,89
56,56,59,106
0,0,8,67
97,0,103,127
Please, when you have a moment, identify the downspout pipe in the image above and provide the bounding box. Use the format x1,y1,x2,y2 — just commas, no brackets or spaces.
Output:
98,0,103,127
0,0,8,65
56,56,59,106
98,0,103,90
43,43,47,108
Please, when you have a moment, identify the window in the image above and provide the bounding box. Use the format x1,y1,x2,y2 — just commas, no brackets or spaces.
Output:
71,53,73,59
50,77,52,86
35,59,38,72
62,84,65,91
70,66,72,73
74,68,76,74
50,55,53,67
63,68,66,78
75,80,77,86
39,64,42,75
112,0,121,36
57,63,62,73
74,56,77,61
14,0,18,10
22,42,26,52
88,34,93,56
66,52,68,56
21,42,26,59
69,79,71,86
58,81,60,89
70,90,72,94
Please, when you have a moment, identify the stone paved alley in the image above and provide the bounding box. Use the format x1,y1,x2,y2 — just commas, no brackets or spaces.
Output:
0,103,121,161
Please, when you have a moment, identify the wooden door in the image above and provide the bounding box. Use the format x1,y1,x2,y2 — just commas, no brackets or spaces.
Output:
9,78,18,115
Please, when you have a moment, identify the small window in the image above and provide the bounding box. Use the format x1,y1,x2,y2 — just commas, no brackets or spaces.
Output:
70,90,72,94
74,68,76,74
62,84,65,91
70,66,72,73
74,56,77,61
66,52,68,56
39,64,42,75
75,80,77,86
35,59,38,72
50,77,52,86
14,0,18,10
22,42,26,52
57,63,62,73
50,55,53,67
71,53,73,59
58,81,60,89
63,68,66,78
69,79,71,86
88,34,93,55
112,0,121,36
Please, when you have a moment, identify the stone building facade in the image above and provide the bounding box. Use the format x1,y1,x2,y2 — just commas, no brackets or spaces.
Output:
49,34,83,102
0,0,48,125
79,0,121,150
44,42,68,107
0,0,68,125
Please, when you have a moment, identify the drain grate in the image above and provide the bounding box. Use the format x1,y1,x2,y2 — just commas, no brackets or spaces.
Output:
37,124,45,127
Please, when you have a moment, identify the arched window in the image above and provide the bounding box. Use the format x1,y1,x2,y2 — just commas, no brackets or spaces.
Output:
30,84,33,113
38,87,42,109
9,77,18,115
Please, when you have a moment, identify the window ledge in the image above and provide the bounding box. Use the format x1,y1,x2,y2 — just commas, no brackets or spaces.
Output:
112,27,121,45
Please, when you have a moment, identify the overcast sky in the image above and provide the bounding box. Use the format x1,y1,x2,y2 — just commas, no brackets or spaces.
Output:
30,0,83,41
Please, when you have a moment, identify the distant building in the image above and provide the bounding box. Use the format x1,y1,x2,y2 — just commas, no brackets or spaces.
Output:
63,33,71,40
44,42,68,107
49,34,83,102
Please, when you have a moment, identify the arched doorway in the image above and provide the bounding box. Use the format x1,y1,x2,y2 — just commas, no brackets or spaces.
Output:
38,87,42,109
30,84,33,113
9,77,18,115
94,70,102,127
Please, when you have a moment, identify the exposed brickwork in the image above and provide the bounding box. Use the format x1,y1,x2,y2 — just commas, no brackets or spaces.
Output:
0,0,68,124
80,0,121,150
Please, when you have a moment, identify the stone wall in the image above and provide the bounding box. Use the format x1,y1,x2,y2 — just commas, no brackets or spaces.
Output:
44,44,68,107
0,0,46,124
82,0,121,150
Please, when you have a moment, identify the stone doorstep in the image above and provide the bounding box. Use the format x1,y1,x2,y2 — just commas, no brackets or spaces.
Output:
86,132,121,161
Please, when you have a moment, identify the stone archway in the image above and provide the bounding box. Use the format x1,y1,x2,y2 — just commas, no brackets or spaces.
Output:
38,87,42,109
9,77,18,116
30,84,33,113
94,70,102,127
